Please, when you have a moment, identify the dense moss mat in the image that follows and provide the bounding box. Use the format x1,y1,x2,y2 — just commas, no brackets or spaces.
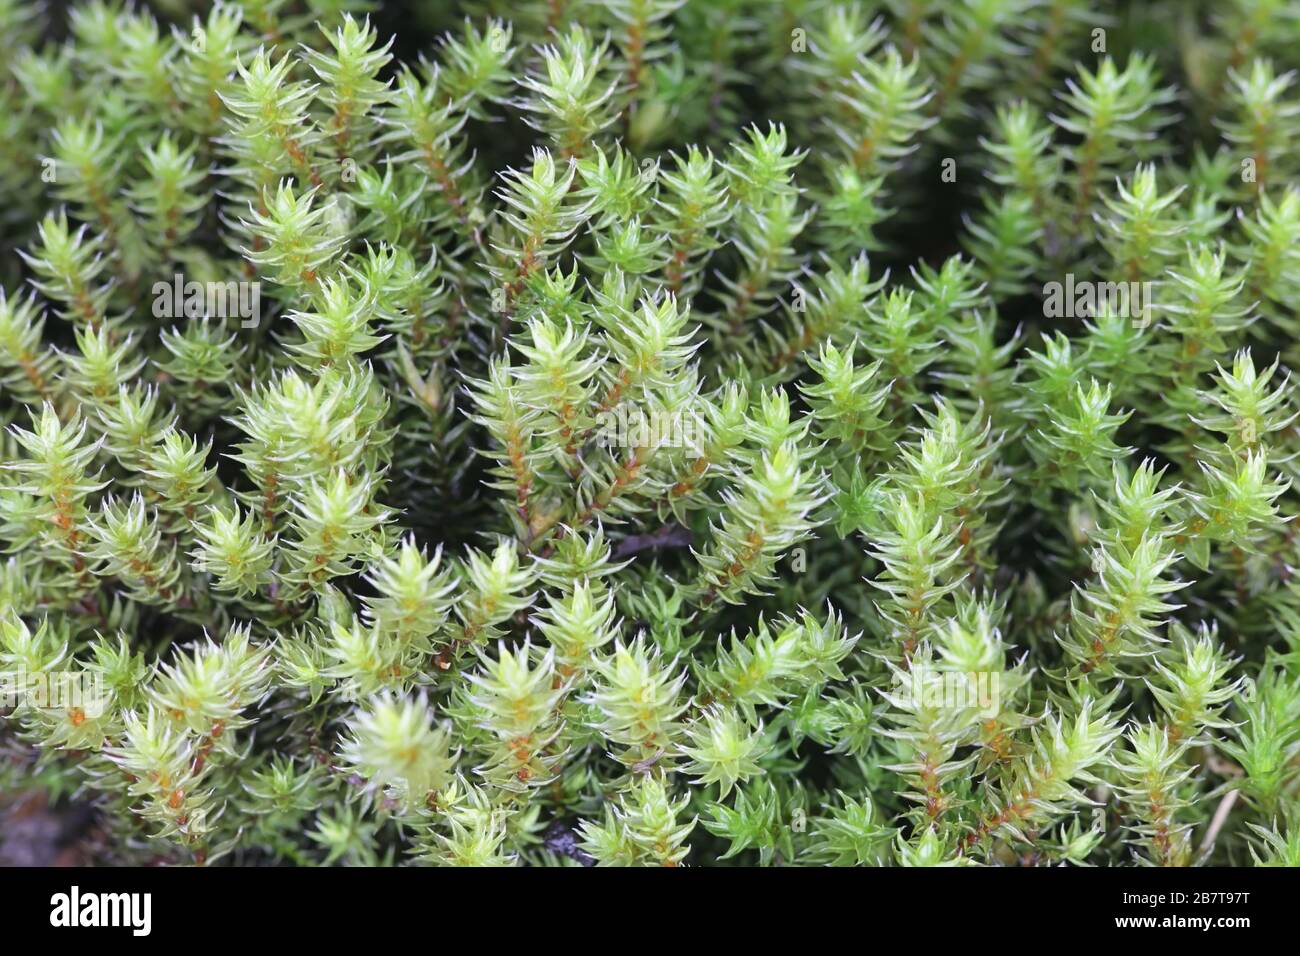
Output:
1,0,1300,866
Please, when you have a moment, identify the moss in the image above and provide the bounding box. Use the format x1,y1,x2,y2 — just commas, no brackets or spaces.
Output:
1,0,1299,866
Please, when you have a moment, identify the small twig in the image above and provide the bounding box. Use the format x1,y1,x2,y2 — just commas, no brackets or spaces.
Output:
1197,789,1240,860
611,523,693,560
